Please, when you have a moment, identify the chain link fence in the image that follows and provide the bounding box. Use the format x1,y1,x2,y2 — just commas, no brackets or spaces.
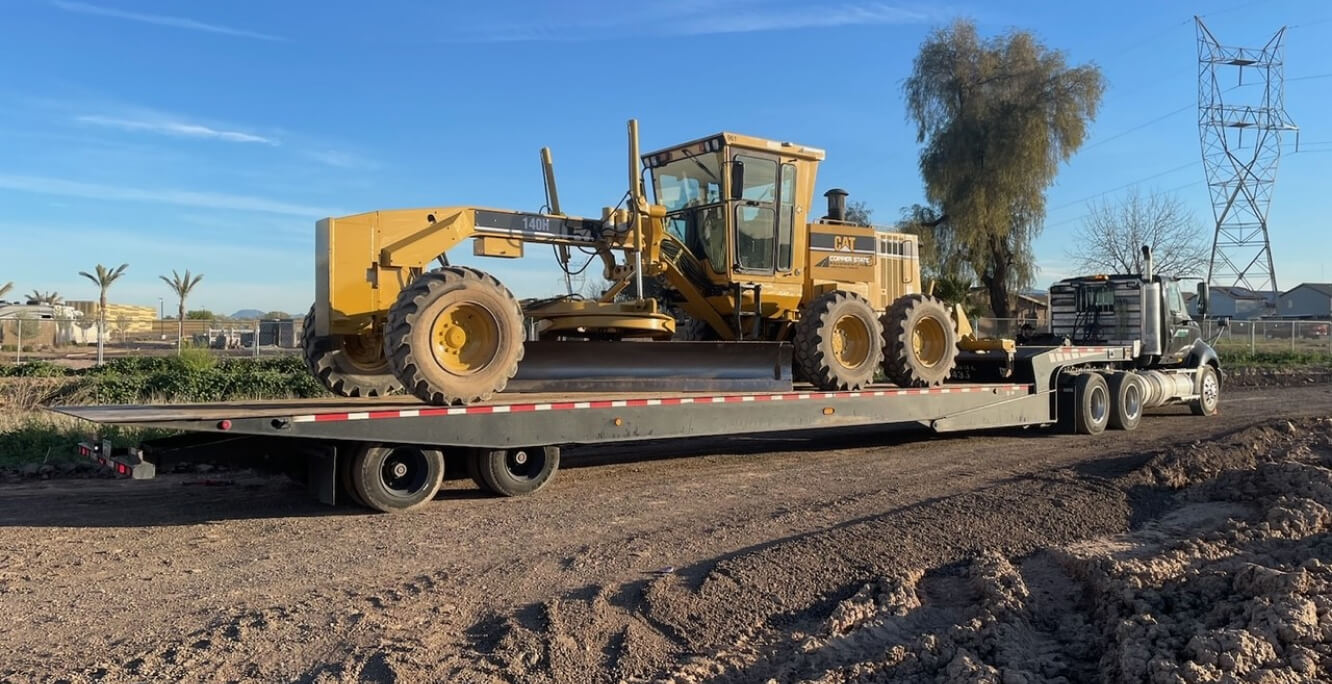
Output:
0,317,304,364
974,317,1332,354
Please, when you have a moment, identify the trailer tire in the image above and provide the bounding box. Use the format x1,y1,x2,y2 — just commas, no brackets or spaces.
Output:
1190,365,1220,416
385,267,525,405
349,444,445,513
1073,373,1110,435
302,306,401,398
465,449,492,493
881,294,957,388
794,291,883,391
472,446,559,497
1107,373,1143,431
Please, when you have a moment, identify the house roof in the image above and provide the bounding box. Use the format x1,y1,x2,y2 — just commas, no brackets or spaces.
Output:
1282,283,1332,298
1211,286,1275,300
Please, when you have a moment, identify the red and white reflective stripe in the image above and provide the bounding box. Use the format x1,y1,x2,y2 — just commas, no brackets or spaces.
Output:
288,384,1031,424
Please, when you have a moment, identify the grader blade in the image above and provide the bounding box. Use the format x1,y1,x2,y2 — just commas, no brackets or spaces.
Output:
508,341,793,393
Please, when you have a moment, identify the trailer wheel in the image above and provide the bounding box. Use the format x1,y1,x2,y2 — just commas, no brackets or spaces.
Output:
385,267,525,405
349,444,445,513
338,450,368,507
1072,373,1110,435
794,291,883,391
1190,365,1220,416
1107,373,1143,431
470,446,559,497
881,294,958,388
302,306,401,398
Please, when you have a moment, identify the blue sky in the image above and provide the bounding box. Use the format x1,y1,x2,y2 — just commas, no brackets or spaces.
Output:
1,0,1329,315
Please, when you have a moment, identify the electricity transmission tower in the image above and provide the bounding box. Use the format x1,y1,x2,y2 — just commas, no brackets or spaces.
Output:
1196,16,1298,300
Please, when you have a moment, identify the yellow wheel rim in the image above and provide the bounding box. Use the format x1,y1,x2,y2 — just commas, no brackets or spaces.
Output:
338,332,386,373
830,314,872,369
431,303,500,374
911,316,948,368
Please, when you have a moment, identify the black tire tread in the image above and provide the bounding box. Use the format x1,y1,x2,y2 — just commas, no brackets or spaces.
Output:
881,294,958,388
383,267,525,406
793,291,883,391
302,306,400,398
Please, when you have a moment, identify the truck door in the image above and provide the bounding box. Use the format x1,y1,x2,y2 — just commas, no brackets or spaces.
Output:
1165,279,1200,361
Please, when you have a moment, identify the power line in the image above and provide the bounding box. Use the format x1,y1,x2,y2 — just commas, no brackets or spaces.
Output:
1048,160,1200,213
1084,104,1193,151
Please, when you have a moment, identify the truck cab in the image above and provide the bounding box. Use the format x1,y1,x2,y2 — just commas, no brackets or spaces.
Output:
1047,247,1216,370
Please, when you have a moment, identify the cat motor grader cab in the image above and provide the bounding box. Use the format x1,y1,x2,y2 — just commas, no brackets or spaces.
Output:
304,121,966,405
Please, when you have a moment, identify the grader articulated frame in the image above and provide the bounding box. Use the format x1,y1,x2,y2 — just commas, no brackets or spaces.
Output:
304,121,964,405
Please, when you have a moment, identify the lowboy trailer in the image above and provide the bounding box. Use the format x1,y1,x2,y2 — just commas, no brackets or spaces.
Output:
51,341,1220,513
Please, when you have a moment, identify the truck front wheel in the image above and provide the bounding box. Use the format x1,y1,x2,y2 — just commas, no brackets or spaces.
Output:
1190,365,1220,416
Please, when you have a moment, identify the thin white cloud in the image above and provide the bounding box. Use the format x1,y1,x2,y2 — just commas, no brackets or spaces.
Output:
75,114,276,145
303,149,376,170
0,175,343,217
448,0,938,42
50,1,283,41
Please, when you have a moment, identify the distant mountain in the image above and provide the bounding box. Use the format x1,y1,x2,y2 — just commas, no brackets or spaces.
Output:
231,309,264,319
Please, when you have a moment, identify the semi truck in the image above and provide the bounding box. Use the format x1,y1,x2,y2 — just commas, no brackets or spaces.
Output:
56,248,1221,513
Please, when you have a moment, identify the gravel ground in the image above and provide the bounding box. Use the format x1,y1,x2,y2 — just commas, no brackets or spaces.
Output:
0,382,1329,682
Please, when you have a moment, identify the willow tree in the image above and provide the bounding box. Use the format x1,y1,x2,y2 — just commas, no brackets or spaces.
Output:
160,269,204,354
904,20,1104,317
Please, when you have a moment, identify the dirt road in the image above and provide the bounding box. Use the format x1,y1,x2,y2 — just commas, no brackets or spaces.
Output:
1,383,1330,682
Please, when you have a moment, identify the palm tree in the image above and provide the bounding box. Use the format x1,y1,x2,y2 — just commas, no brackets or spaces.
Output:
79,264,129,365
0,282,12,300
27,290,62,305
159,269,204,354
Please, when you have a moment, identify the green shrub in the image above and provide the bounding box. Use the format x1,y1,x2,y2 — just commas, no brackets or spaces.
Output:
176,347,216,373
0,361,72,378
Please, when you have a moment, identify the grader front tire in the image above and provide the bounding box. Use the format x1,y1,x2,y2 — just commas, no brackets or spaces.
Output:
794,291,883,391
881,294,958,388
384,267,525,406
302,306,401,398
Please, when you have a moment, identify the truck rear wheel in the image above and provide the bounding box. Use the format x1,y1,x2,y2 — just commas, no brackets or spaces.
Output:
881,294,958,388
1107,373,1143,431
1072,373,1110,435
1190,365,1220,416
794,291,883,391
302,306,401,398
385,267,525,405
468,446,559,497
349,444,445,513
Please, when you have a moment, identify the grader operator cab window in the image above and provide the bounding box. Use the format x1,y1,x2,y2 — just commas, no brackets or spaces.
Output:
650,151,727,272
733,154,795,273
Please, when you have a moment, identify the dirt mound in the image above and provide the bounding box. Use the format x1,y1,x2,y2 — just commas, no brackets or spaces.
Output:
450,418,1332,683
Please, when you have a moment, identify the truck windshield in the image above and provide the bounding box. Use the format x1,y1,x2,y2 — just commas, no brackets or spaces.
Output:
650,152,723,212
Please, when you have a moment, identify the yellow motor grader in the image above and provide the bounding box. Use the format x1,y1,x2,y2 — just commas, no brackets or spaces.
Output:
303,121,964,405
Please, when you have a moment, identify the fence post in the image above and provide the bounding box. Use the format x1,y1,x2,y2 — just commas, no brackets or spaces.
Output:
15,318,21,364
253,319,260,359
1250,322,1255,353
1292,320,1297,353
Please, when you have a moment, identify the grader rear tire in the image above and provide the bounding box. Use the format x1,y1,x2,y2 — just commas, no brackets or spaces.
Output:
384,267,525,405
794,291,883,391
881,294,958,388
302,306,400,397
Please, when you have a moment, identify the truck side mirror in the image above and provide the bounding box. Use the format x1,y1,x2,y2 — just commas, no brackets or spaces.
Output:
728,160,744,201
1196,282,1210,315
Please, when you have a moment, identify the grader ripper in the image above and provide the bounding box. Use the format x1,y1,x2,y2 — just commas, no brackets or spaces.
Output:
304,121,963,405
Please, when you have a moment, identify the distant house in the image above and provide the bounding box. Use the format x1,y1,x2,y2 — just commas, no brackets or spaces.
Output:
965,288,1049,323
1276,283,1332,319
1204,286,1274,319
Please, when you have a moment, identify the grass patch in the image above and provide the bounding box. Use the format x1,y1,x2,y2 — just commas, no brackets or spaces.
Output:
0,411,173,468
1219,349,1332,369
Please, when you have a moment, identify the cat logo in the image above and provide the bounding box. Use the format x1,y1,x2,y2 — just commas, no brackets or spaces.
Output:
834,235,857,252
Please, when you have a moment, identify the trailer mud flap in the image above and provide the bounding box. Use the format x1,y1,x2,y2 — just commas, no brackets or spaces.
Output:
508,340,793,393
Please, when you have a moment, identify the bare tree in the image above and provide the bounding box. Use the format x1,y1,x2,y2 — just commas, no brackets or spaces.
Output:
1068,188,1208,276
79,264,129,365
844,201,874,227
160,269,204,354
